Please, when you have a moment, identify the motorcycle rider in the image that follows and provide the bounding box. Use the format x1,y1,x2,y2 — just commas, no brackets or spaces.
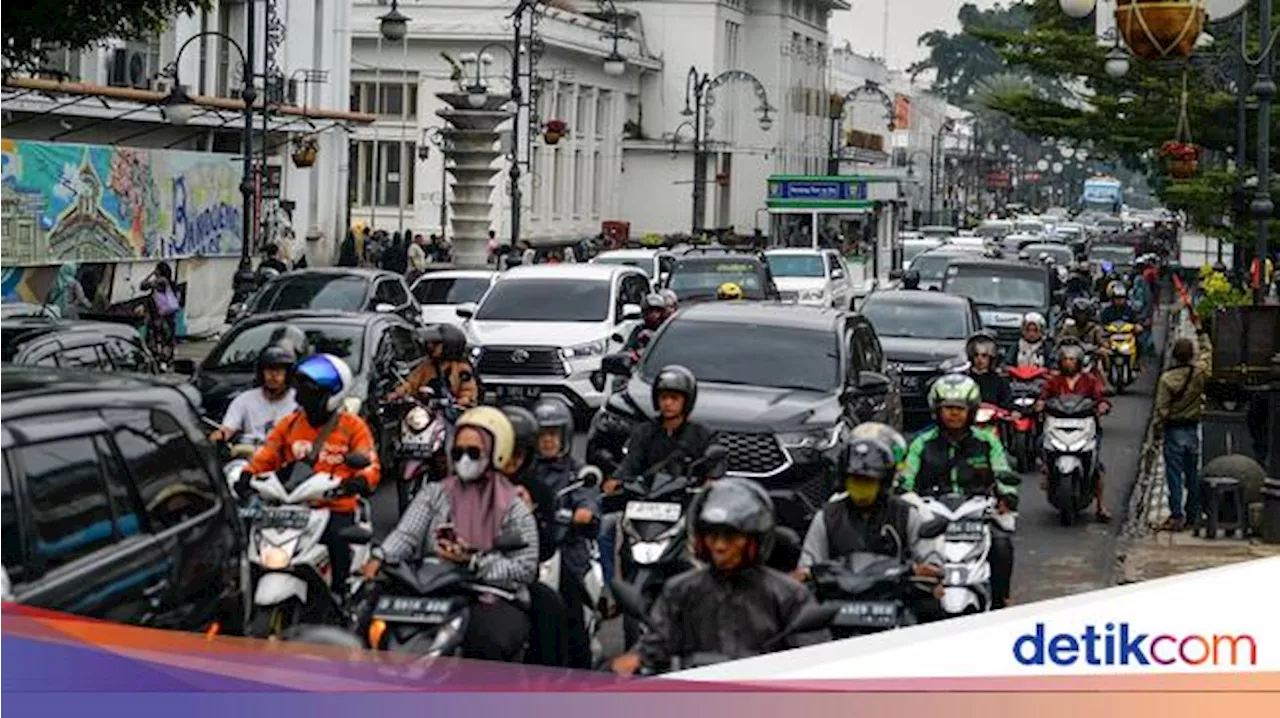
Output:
611,479,828,675
795,437,944,616
532,399,601,669
209,345,298,444
363,406,538,662
1006,312,1051,368
660,289,679,320
1037,342,1112,522
900,269,922,290
966,332,1013,409
243,354,381,590
625,293,668,354
1099,282,1141,328
716,282,745,301
899,374,1018,609
384,323,478,408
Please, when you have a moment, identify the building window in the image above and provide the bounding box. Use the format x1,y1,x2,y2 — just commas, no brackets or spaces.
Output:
573,149,585,217
351,140,417,207
591,151,602,218
596,90,610,140
349,80,418,118
577,88,591,140
530,148,543,221
555,149,569,219
554,83,568,124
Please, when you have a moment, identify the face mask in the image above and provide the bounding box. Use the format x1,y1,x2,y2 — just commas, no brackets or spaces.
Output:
844,476,881,507
455,455,486,482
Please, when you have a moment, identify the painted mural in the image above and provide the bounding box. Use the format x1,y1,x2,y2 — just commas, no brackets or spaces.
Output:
1,139,243,266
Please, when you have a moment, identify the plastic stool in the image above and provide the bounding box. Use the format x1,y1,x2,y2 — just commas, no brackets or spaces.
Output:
1196,477,1247,539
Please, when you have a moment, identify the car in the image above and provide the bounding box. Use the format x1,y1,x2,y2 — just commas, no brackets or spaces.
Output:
1020,242,1075,267
662,247,781,303
457,263,651,424
918,225,958,239
588,301,901,533
184,310,422,449
0,303,60,321
859,290,983,430
1089,242,1138,274
974,220,1014,242
764,248,857,308
591,248,677,288
901,237,944,271
942,258,1053,352
904,244,985,290
410,269,497,327
998,232,1042,255
1,366,243,630
2,316,159,373
231,268,422,327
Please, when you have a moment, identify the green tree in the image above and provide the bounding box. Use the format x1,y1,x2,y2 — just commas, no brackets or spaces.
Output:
909,2,1035,105
3,1,210,70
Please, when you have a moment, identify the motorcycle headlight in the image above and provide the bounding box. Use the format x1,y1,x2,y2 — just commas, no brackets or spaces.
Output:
405,406,431,432
778,425,841,451
561,338,608,360
261,545,291,570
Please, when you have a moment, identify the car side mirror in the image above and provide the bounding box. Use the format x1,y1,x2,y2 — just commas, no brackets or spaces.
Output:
345,453,372,470
373,303,397,313
455,302,477,319
620,303,643,322
172,358,197,376
601,352,634,376
831,268,845,280
919,515,949,539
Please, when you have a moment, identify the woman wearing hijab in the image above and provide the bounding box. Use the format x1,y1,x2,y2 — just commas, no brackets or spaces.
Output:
364,407,538,662
47,262,90,319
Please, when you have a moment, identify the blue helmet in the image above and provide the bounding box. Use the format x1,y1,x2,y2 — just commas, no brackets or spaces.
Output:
294,354,353,413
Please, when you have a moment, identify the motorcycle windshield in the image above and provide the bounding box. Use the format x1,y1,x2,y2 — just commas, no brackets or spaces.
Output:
1045,394,1095,418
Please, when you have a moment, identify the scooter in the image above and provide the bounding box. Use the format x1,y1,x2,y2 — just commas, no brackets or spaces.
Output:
538,465,607,666
1042,394,1103,526
382,387,456,514
234,455,374,638
1006,365,1051,472
911,485,1017,616
1104,320,1139,394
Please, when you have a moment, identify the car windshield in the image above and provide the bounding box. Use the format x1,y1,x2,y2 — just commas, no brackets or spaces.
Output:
975,224,1011,238
593,255,653,277
475,279,611,322
766,254,825,278
920,227,955,239
902,241,941,265
412,276,491,305
1090,245,1136,264
641,320,839,392
1023,244,1074,265
253,275,367,312
862,298,969,340
668,260,765,298
944,268,1047,308
1015,222,1044,234
908,253,956,281
206,322,364,372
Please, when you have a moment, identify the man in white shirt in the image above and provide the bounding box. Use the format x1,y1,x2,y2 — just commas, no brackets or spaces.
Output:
208,345,299,444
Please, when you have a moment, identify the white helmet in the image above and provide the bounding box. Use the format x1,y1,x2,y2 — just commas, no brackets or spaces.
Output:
294,354,354,412
1022,312,1046,330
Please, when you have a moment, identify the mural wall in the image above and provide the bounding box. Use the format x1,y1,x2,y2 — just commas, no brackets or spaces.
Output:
1,139,243,266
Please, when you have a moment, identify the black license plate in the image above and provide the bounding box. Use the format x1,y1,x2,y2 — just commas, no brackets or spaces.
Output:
831,601,899,628
396,441,438,459
494,385,542,404
946,520,986,541
255,507,310,530
373,595,454,622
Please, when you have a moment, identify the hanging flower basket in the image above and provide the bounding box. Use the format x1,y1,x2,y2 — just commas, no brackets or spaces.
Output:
292,136,319,168
543,119,568,145
1159,140,1199,179
1115,1,1205,61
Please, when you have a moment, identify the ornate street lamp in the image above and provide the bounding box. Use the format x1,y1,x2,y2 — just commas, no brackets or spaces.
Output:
379,1,409,42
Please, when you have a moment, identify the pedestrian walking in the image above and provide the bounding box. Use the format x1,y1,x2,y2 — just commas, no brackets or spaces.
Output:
1153,317,1213,532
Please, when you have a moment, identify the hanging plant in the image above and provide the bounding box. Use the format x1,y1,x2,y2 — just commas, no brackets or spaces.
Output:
1114,1,1205,62
292,135,319,168
543,119,569,145
1159,72,1199,180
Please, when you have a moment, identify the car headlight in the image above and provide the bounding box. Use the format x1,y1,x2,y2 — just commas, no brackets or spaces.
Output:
561,338,608,359
469,345,483,361
778,425,841,451
405,406,430,432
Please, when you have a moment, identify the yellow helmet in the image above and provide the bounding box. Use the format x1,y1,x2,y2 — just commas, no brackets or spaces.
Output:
716,282,744,301
455,406,515,471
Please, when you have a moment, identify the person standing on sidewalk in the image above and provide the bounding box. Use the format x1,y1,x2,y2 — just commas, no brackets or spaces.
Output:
1153,318,1213,532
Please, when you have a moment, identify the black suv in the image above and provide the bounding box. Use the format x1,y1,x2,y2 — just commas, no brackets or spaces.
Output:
1,366,242,630
2,317,159,373
661,246,781,303
588,302,901,532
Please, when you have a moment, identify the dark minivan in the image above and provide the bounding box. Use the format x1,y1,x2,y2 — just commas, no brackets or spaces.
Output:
942,258,1053,351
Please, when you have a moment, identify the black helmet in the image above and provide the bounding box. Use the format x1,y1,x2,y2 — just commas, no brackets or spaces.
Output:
901,269,921,289
268,325,311,359
690,478,776,565
532,399,573,458
843,437,896,484
420,323,468,361
256,344,297,384
1069,296,1093,321
651,364,697,415
500,405,539,460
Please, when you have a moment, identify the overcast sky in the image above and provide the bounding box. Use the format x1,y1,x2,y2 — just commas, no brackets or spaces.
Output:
829,0,1006,73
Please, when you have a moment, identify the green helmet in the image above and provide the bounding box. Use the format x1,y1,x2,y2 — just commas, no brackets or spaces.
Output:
928,374,981,412
850,421,908,466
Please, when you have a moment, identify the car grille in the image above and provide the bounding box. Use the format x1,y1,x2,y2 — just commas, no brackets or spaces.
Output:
718,431,788,476
990,325,1021,347
476,347,565,377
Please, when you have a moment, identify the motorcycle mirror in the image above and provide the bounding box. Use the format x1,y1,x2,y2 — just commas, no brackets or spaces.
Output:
919,516,949,539
600,352,634,377
609,579,653,629
492,531,528,552
345,453,372,470
704,444,729,464
576,465,603,489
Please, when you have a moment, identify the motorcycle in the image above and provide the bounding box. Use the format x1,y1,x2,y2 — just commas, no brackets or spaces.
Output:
1042,394,1103,526
1104,321,1139,393
911,483,1018,616
381,387,457,514
602,444,729,648
808,515,948,638
538,464,607,666
1006,365,1051,472
234,455,375,638
973,402,1008,443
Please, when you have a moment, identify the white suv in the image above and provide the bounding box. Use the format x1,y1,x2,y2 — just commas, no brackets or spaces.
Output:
764,248,858,309
456,264,649,424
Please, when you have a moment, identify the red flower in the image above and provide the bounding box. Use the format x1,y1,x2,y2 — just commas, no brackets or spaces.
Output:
1158,141,1199,162
543,119,568,134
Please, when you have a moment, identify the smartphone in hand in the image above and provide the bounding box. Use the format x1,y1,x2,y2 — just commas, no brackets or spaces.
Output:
436,524,457,544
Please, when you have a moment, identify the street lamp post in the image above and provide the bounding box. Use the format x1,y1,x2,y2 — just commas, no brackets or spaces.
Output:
826,79,895,177
682,66,775,235
1249,0,1275,303
419,127,451,239
464,41,522,247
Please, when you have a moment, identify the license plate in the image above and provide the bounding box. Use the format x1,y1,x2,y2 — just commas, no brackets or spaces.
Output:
1112,335,1131,344
946,520,986,542
494,385,542,404
396,440,438,459
255,507,310,529
945,565,970,585
625,501,682,522
831,600,899,628
900,375,922,392
373,596,453,621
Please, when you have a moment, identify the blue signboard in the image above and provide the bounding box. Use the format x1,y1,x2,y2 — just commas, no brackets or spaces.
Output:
769,179,868,201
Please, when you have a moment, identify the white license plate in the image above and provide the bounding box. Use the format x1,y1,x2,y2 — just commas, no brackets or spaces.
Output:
831,600,899,627
625,501,682,522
